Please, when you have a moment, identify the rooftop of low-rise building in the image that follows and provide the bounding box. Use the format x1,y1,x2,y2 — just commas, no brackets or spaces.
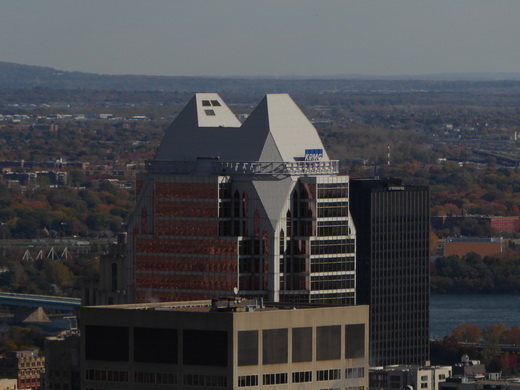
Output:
85,297,349,313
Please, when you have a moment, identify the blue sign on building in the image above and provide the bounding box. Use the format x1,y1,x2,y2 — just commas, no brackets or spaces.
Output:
304,149,323,161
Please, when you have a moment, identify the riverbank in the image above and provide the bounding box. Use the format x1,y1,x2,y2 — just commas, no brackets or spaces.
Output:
430,294,520,340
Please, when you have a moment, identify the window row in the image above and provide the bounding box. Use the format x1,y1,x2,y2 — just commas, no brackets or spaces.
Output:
317,183,348,199
292,371,312,383
238,324,365,366
311,274,354,291
317,369,341,381
238,375,258,387
346,367,365,379
238,369,362,388
318,220,350,237
317,203,349,218
85,370,129,382
19,369,42,376
135,371,177,385
263,373,288,385
184,374,227,387
311,292,355,305
311,239,355,255
85,326,227,366
311,257,355,273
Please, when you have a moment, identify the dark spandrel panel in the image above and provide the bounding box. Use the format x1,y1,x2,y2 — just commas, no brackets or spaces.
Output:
183,330,228,366
85,325,129,362
292,327,312,362
316,325,341,361
345,324,365,359
238,330,258,366
262,328,288,365
134,328,178,364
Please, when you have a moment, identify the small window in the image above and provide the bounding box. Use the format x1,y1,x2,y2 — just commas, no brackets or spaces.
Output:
211,100,221,106
202,100,211,106
204,109,216,116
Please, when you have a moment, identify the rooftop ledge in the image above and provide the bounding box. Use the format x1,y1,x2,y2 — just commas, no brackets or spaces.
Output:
146,159,339,175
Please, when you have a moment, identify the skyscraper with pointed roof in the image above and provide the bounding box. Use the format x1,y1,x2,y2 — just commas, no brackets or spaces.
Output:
126,93,357,304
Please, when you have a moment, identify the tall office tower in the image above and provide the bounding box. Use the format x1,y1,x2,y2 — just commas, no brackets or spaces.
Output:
126,93,357,305
349,178,430,366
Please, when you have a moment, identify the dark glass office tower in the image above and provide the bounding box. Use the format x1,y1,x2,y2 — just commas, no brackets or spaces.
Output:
350,178,430,366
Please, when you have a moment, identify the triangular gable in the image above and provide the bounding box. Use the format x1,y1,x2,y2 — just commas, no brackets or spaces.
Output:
241,94,329,163
154,93,241,161
252,177,296,231
154,93,329,164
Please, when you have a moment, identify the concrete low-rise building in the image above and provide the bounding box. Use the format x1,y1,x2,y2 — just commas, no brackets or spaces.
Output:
439,376,520,390
369,365,452,390
0,379,17,390
45,330,80,390
443,237,503,258
0,350,44,390
79,299,369,390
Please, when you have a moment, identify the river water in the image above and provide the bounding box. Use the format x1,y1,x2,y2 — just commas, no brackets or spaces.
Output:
430,294,520,340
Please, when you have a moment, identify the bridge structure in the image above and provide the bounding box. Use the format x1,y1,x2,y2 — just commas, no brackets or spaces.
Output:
0,238,111,261
0,292,81,311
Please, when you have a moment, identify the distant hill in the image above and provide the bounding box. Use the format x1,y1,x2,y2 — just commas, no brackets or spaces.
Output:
2,61,520,93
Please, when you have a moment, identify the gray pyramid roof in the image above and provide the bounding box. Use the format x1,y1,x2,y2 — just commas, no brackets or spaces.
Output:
154,93,329,163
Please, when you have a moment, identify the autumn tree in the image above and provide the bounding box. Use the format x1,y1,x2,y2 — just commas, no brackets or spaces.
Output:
452,322,482,343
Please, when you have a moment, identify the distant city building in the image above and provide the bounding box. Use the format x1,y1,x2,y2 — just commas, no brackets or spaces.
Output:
0,350,44,390
0,379,17,390
83,233,128,306
350,178,430,366
45,331,80,390
80,299,369,390
432,215,520,233
126,93,357,305
443,237,503,258
439,374,520,390
369,364,451,390
451,355,485,379
1,171,67,188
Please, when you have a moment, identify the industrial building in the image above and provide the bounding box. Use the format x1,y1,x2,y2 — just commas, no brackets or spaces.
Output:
350,178,430,366
126,93,357,305
80,298,369,390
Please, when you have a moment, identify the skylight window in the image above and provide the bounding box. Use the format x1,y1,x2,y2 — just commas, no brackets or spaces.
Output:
204,109,216,116
202,100,211,107
211,100,221,107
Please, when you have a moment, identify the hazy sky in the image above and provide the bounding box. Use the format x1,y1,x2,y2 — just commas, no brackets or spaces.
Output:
2,1,520,77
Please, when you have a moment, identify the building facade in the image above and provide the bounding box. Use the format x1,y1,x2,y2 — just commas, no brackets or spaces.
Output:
126,93,356,305
432,215,520,233
45,331,80,390
0,379,18,390
0,350,45,390
349,178,430,366
443,237,503,258
84,232,128,306
80,299,369,390
369,365,451,390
